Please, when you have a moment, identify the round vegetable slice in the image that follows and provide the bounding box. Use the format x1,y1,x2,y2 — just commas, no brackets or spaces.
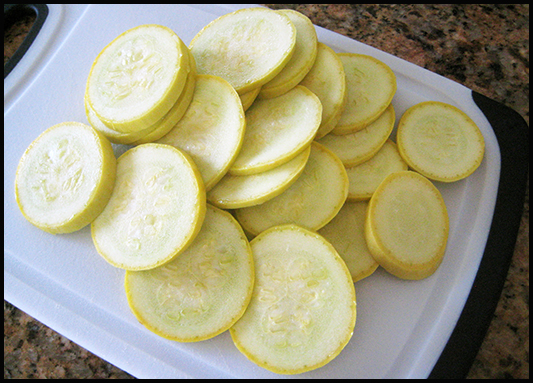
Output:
85,66,196,145
364,171,449,280
125,204,254,342
86,24,190,133
346,140,408,201
230,224,356,375
155,74,245,191
91,143,206,270
299,42,346,138
229,85,321,176
317,104,395,167
235,142,348,236
15,122,116,234
318,201,379,283
189,7,296,95
332,53,396,135
258,10,318,99
207,145,310,209
396,101,485,182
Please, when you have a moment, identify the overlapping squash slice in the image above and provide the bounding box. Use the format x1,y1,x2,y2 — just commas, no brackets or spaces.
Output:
229,85,321,176
300,42,346,138
15,122,116,234
317,104,395,167
332,53,396,135
364,171,449,280
319,201,379,283
208,145,310,209
235,142,348,236
125,204,254,342
86,24,191,133
85,67,196,145
156,74,245,191
230,224,356,374
258,10,318,99
91,144,205,270
189,7,296,95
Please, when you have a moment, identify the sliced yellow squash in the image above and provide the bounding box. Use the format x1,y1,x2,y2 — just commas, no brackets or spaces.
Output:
235,142,348,236
230,224,356,374
364,171,449,280
332,53,396,135
125,204,254,342
299,42,346,138
229,85,321,176
91,143,206,270
318,201,379,283
208,145,310,209
189,7,296,95
155,74,245,191
258,10,318,99
15,122,116,234
396,101,485,182
86,24,190,133
85,66,196,145
346,140,408,201
317,104,395,167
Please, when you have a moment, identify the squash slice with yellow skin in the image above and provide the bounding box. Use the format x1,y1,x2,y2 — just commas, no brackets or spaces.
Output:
396,101,485,182
189,7,296,95
91,143,205,270
364,171,449,280
15,122,116,234
230,224,356,374
86,24,191,133
125,204,254,342
235,142,348,236
332,53,396,135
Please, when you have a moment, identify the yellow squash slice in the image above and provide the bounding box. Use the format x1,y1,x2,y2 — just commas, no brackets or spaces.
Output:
125,204,254,342
155,74,245,191
86,24,191,133
207,145,310,209
91,144,206,270
396,101,485,182
235,142,348,236
332,53,396,135
230,224,356,375
317,104,395,167
15,122,116,234
229,85,321,176
85,66,196,145
346,140,408,201
258,10,318,99
299,42,346,138
319,201,379,283
364,171,449,280
189,7,296,95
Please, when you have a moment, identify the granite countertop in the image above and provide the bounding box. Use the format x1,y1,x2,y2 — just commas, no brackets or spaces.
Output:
4,4,528,379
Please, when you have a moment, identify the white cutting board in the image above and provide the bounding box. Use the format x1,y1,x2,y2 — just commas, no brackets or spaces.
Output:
4,4,501,379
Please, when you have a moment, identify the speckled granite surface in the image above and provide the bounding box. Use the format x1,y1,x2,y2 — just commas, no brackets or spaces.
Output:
4,4,528,379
